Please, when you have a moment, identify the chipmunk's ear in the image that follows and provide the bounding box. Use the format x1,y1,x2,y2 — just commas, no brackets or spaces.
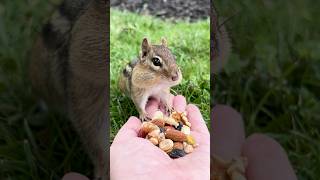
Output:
141,37,151,58
161,37,167,47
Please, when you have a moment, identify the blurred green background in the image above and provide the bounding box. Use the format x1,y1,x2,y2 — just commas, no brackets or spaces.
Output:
0,0,93,179
110,9,210,141
215,0,320,179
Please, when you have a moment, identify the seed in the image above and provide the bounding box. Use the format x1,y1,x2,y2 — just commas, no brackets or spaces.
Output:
186,135,196,145
168,149,186,159
184,144,194,153
152,110,163,120
181,125,190,135
159,139,174,153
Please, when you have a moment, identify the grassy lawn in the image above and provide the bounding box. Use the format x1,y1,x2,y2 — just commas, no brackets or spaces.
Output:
215,0,320,179
110,9,210,141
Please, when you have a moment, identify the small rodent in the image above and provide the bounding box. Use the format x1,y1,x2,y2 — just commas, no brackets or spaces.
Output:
29,0,108,179
119,38,182,121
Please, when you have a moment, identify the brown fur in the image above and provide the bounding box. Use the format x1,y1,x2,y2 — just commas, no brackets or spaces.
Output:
119,38,182,121
29,0,108,179
212,5,231,73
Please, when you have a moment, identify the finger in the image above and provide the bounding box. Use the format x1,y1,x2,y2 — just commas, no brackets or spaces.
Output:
145,98,160,117
242,134,298,180
173,95,186,112
113,116,141,142
62,173,89,180
211,105,245,161
186,104,208,135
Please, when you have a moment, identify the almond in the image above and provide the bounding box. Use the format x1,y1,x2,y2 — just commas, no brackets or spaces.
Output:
165,129,187,142
164,125,175,131
151,118,165,128
137,129,148,138
173,142,184,150
159,139,174,153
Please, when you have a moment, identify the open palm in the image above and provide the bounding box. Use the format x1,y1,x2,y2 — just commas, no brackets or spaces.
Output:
110,95,210,180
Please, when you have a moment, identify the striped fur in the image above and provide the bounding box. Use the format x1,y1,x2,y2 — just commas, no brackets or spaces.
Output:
123,58,138,77
118,38,182,121
212,5,231,73
29,0,108,179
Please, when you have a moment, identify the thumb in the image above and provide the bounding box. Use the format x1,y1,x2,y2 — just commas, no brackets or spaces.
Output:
113,116,142,142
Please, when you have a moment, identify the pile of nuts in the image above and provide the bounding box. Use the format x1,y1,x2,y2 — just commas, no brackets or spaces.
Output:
138,110,198,158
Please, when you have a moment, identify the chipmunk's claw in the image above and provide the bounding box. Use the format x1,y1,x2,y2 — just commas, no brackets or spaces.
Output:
139,113,151,122
165,105,174,116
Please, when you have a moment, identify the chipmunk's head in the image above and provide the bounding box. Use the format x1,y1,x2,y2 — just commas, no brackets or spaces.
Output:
139,37,182,87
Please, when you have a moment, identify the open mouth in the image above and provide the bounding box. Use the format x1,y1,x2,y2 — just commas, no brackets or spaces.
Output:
145,96,167,115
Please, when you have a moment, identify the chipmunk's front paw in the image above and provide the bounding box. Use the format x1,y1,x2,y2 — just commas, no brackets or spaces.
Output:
139,113,151,122
165,105,174,116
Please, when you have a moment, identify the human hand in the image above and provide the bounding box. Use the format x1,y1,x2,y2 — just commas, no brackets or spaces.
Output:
110,95,210,180
212,105,297,180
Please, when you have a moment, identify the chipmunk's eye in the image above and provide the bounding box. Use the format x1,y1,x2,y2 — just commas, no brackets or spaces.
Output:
152,57,162,66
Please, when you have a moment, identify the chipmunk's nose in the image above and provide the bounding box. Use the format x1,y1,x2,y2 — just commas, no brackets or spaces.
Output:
172,71,179,81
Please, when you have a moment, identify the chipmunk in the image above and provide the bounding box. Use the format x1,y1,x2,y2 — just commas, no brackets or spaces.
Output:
212,5,231,73
119,38,182,121
29,0,108,179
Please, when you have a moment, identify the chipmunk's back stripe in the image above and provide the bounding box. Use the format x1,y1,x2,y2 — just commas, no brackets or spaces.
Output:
59,0,89,22
129,59,138,68
122,59,138,77
42,0,90,49
42,10,71,49
42,22,65,49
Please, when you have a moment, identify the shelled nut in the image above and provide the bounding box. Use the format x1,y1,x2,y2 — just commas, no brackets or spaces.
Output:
165,129,187,142
159,139,174,153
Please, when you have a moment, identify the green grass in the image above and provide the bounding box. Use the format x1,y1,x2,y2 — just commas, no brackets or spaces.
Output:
110,9,210,141
215,0,320,179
